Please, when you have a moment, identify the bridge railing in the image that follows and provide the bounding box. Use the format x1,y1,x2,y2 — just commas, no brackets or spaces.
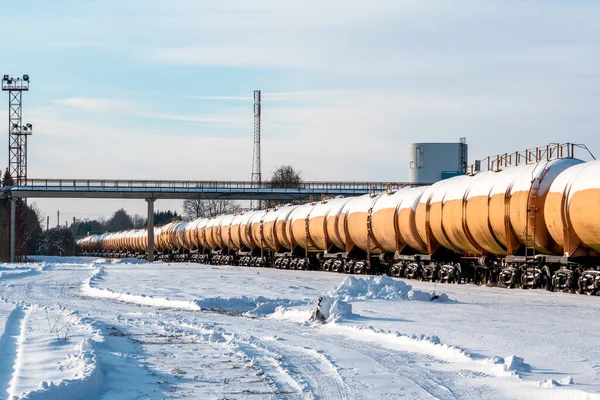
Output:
19,179,421,191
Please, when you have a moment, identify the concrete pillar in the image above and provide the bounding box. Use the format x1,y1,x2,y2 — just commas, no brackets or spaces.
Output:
146,198,155,262
10,198,16,263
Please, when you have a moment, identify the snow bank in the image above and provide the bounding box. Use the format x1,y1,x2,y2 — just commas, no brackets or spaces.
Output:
0,302,104,400
322,323,471,363
82,267,202,310
312,275,449,323
486,354,535,378
0,268,37,280
270,307,313,323
27,256,109,265
315,296,354,322
21,338,103,400
110,258,147,265
83,266,309,314
501,355,532,374
324,275,449,302
538,376,574,387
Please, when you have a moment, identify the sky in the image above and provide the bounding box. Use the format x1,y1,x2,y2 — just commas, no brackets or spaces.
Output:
2,0,600,227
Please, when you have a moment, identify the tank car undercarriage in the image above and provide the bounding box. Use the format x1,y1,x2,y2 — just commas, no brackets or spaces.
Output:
82,249,600,295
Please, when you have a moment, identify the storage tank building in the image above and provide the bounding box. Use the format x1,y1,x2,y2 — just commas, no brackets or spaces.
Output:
409,138,468,184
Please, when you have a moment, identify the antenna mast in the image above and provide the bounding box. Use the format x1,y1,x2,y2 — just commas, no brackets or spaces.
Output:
250,90,262,209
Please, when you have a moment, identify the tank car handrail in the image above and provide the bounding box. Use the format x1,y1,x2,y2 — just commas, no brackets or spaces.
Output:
466,142,593,175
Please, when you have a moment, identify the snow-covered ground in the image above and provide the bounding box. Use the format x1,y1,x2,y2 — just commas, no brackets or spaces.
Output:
0,257,598,399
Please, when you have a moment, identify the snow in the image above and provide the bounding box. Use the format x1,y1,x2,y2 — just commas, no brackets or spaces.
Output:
288,202,316,224
510,158,583,194
0,301,102,400
262,204,296,223
308,197,351,219
341,193,377,216
372,186,428,213
0,257,599,399
323,274,449,302
566,160,600,199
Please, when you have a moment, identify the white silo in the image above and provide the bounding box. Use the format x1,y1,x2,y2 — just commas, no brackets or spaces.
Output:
409,138,468,184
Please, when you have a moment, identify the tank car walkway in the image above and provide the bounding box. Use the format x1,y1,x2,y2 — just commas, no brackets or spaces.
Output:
0,179,418,201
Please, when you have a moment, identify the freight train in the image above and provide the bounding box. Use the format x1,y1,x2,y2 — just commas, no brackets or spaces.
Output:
77,147,600,295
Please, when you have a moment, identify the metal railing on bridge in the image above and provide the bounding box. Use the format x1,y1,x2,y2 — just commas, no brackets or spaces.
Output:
1,178,425,200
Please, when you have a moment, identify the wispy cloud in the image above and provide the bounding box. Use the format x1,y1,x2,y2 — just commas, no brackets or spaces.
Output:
146,45,320,69
47,41,105,48
54,98,140,113
184,95,253,101
53,97,250,129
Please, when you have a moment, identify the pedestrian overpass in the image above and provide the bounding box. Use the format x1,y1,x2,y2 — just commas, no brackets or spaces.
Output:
0,178,421,262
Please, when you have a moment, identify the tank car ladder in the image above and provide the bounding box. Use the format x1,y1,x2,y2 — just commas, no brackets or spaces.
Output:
525,171,544,263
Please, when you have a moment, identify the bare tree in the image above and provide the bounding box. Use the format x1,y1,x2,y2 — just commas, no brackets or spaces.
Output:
270,165,303,188
182,198,240,220
268,165,304,207
131,214,145,229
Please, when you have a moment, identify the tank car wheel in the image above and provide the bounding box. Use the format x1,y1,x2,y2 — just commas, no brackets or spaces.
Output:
297,258,306,270
390,263,401,277
322,259,332,272
507,275,516,289
574,268,584,294
354,261,365,275
343,260,353,274
520,271,529,289
290,258,299,270
332,259,343,273
578,270,600,295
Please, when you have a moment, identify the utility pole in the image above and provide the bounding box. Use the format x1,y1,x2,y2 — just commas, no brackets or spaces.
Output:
250,90,262,210
57,210,60,228
46,216,49,231
72,216,76,255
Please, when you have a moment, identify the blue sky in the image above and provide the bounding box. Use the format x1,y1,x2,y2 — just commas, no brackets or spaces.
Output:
2,0,600,225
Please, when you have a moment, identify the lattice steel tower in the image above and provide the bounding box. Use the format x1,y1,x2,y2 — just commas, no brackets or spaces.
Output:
3,75,31,186
250,90,262,209
2,74,32,262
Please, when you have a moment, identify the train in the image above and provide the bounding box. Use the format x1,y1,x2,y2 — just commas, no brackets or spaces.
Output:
77,149,600,295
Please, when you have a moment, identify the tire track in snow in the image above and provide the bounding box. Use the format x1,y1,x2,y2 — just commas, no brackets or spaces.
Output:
0,304,31,400
0,305,26,400
156,317,352,399
235,340,305,399
256,339,352,399
327,336,495,399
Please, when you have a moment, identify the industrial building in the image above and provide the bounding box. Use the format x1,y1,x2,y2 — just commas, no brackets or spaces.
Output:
408,138,468,184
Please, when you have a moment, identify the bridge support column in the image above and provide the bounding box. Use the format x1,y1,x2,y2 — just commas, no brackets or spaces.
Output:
146,198,155,262
10,198,16,263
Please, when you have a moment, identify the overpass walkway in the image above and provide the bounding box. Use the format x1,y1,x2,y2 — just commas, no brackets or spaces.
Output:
0,178,424,263
0,178,420,201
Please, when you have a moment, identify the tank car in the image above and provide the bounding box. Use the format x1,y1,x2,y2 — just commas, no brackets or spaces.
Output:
77,144,600,295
